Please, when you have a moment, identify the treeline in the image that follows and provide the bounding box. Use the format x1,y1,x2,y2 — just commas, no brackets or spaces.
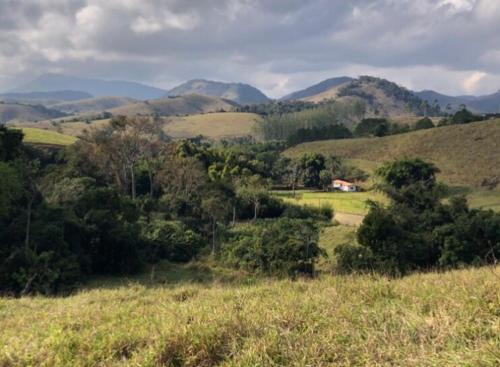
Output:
0,121,334,295
335,159,500,275
254,100,366,141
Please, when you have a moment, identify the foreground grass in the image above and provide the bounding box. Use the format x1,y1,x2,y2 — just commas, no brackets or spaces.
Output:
1,265,499,366
20,127,78,146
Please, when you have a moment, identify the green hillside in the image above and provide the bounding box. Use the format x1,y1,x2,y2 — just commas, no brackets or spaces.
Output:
285,119,500,188
1,265,498,366
20,127,77,146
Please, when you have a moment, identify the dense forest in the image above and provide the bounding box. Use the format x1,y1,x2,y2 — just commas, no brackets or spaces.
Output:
1,115,499,296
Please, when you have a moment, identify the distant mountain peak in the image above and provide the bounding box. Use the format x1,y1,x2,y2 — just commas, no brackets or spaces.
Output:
167,79,269,104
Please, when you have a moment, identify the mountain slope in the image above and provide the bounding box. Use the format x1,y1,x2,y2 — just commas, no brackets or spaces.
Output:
0,90,92,105
414,90,465,110
11,73,167,100
288,76,428,116
49,96,136,114
467,91,500,113
108,94,238,116
285,119,500,187
167,79,269,104
0,102,66,123
281,77,354,101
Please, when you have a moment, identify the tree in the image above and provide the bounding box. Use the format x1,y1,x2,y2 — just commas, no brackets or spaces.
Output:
319,170,333,191
81,116,168,200
299,153,325,188
450,107,479,125
282,159,302,196
0,162,22,218
414,117,434,130
0,126,24,162
354,118,389,137
201,193,231,253
236,175,270,221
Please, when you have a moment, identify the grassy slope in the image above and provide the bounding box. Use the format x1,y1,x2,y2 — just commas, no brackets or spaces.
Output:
20,127,77,146
285,119,500,188
1,265,498,366
163,112,261,139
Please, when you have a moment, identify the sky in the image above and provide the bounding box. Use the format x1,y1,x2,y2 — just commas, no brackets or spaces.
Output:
1,0,500,98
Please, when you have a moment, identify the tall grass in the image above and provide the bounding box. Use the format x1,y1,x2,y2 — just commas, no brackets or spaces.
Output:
1,265,498,366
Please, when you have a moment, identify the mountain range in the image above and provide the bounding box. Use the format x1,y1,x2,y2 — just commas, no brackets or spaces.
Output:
10,73,167,100
3,73,500,124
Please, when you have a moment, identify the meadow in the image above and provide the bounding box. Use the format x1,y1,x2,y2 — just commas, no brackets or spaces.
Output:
163,112,260,139
20,127,78,146
1,264,498,367
274,190,388,216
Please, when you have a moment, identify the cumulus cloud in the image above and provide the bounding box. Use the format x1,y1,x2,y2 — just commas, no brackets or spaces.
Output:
0,0,499,97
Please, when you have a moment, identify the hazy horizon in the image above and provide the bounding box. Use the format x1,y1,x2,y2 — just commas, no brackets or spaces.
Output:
2,0,500,98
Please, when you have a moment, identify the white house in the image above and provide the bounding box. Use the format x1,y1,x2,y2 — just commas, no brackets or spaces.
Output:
332,179,358,192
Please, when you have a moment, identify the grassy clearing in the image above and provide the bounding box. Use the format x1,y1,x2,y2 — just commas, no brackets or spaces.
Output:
163,112,261,139
284,119,500,188
20,127,78,146
1,265,498,366
275,190,388,216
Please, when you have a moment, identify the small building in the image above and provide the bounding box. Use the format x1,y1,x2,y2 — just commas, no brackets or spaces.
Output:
332,179,358,192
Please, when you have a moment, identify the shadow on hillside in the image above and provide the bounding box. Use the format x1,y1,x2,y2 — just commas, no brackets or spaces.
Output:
81,260,258,292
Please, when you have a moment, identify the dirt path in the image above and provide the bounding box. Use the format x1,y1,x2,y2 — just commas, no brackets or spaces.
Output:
334,212,364,226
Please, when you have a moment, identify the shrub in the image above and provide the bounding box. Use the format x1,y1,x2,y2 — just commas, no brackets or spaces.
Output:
221,218,325,276
142,220,204,263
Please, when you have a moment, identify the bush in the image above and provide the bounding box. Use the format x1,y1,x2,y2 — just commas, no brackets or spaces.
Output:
334,243,374,273
142,220,204,263
221,218,325,276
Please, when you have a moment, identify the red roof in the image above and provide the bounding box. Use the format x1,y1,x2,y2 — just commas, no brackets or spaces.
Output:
333,179,355,186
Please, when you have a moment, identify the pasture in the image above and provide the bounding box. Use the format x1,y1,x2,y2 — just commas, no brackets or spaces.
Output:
20,127,78,146
274,190,388,216
163,112,261,139
1,264,498,366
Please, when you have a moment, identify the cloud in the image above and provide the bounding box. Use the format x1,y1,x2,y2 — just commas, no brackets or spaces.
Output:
0,0,500,97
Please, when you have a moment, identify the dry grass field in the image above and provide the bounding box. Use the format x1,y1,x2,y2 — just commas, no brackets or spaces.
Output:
163,112,261,139
1,264,498,367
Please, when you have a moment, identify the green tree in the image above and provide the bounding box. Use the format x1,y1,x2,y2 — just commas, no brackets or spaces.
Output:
414,117,434,130
299,153,325,188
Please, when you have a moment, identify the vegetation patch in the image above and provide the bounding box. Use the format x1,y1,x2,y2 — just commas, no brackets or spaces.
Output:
20,127,77,146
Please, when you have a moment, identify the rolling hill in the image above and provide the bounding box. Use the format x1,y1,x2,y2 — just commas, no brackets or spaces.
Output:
11,73,167,100
0,102,66,124
0,90,93,105
285,76,428,116
167,79,269,104
108,94,238,116
285,119,500,188
49,96,136,114
281,77,353,101
163,112,261,139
